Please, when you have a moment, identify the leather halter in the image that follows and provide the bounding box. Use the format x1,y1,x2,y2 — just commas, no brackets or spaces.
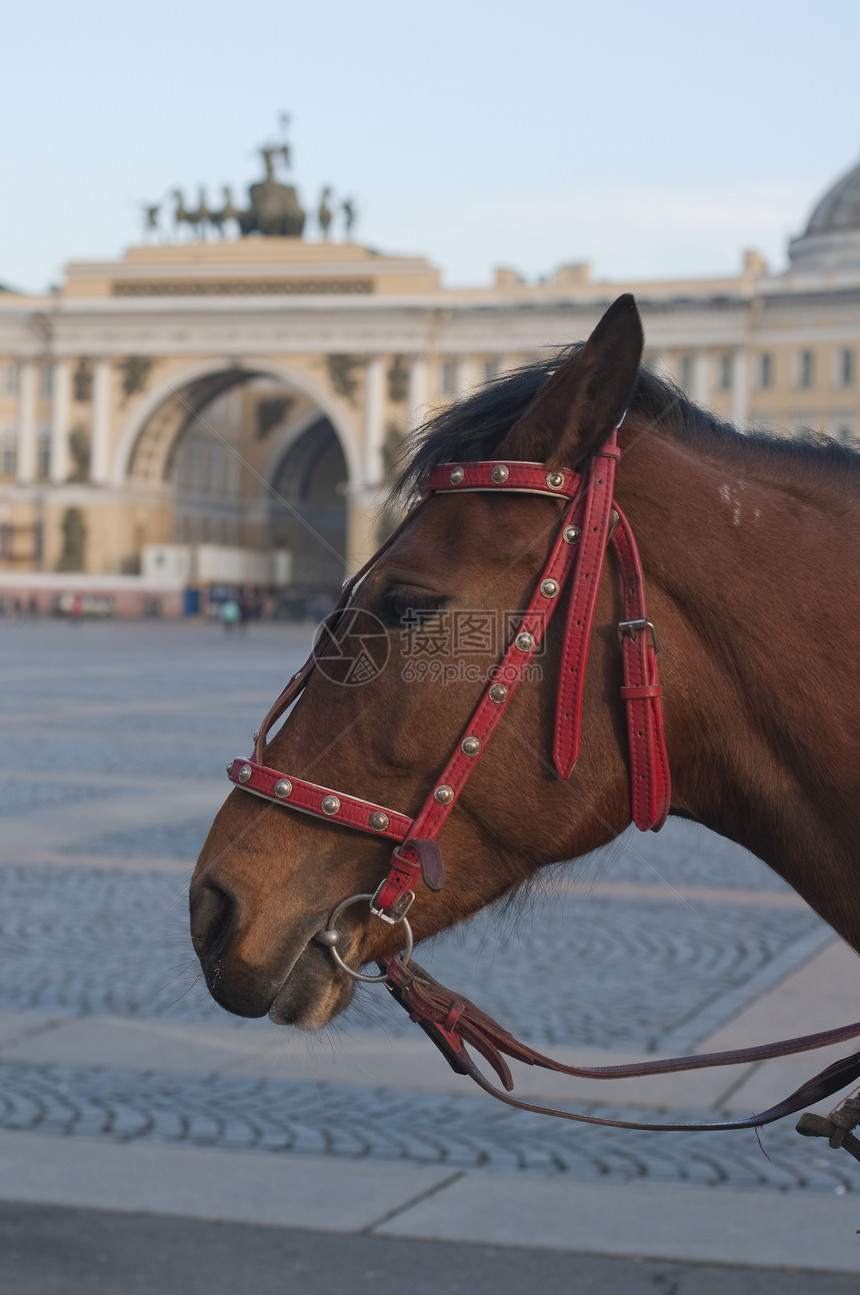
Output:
225,429,860,1132
228,428,670,924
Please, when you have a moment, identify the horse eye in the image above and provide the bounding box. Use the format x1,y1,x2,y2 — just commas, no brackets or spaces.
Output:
381,588,448,625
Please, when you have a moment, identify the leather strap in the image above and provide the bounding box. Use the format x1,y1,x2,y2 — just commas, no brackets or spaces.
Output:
228,758,412,841
425,461,581,499
385,957,860,1132
613,506,671,830
554,439,620,778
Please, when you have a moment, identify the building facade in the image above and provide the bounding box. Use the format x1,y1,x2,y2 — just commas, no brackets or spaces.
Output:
1,155,859,594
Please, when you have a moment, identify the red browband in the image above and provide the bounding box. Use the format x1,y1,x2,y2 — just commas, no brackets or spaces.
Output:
227,431,671,923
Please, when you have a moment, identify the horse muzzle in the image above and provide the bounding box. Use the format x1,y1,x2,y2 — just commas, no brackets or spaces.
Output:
190,876,354,1025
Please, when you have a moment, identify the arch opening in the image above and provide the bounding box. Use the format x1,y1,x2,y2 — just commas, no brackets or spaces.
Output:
132,370,350,597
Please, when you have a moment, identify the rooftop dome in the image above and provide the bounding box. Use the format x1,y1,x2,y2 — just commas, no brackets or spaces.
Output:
788,154,860,275
804,157,860,235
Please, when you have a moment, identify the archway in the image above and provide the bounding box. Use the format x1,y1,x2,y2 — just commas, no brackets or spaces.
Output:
269,414,348,594
117,362,356,590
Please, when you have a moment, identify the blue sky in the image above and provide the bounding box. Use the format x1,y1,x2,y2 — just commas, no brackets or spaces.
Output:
3,0,859,292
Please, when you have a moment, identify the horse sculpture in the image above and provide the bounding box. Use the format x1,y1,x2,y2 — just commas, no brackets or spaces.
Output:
190,295,860,1128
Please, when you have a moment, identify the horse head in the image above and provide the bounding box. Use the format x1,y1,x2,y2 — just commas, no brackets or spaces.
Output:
190,295,664,1029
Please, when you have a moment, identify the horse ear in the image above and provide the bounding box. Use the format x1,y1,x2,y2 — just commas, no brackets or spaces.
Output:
499,294,644,468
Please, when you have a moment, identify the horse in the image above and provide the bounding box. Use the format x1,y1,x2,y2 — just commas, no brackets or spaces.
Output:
189,294,860,1123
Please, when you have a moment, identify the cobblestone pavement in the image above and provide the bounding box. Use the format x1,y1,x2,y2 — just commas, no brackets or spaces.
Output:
0,1059,856,1195
2,619,859,1206
0,860,831,1051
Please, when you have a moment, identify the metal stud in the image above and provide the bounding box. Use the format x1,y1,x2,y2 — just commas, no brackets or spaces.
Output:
226,760,234,775
461,735,481,756
540,578,560,598
515,631,536,652
449,466,465,485
490,464,510,484
253,730,260,742
274,779,292,799
369,811,390,831
434,784,455,805
609,509,620,536
489,683,509,704
546,470,565,490
563,525,581,544
321,795,341,815
237,763,252,783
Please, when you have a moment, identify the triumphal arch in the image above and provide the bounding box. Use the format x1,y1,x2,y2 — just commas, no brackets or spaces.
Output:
2,139,860,597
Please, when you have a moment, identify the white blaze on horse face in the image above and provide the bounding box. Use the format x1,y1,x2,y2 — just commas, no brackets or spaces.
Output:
719,481,758,527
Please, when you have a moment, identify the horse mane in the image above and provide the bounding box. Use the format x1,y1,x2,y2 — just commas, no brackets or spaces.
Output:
393,348,860,502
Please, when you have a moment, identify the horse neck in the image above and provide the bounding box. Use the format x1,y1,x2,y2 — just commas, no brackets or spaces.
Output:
621,426,860,947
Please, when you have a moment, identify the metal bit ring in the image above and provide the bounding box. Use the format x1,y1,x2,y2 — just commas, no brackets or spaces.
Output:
315,892,414,984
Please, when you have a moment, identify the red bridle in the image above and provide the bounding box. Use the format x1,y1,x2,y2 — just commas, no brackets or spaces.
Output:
223,431,860,1132
228,426,670,931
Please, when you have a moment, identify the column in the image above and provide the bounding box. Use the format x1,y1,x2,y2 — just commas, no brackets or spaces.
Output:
731,348,748,426
692,351,709,406
49,358,71,484
91,359,112,484
455,356,475,397
16,360,37,484
362,354,385,488
407,356,428,433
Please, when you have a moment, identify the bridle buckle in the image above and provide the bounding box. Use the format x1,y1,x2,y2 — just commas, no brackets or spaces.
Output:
618,618,660,652
370,882,415,925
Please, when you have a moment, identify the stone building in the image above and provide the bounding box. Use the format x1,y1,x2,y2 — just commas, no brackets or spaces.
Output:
0,152,858,594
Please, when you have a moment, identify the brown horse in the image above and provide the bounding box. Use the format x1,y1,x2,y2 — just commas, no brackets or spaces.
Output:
190,294,860,1045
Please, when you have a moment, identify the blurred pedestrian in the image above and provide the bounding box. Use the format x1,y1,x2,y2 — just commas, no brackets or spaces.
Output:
218,598,241,632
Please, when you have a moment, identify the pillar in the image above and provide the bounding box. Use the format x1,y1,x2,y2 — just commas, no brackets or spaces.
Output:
363,354,385,488
91,359,112,484
731,348,748,426
49,359,71,484
16,361,37,484
692,351,709,406
407,357,428,434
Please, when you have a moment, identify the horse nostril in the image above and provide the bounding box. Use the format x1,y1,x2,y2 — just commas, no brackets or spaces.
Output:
190,881,235,961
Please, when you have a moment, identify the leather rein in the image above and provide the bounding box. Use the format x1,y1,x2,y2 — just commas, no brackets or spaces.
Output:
227,428,860,1132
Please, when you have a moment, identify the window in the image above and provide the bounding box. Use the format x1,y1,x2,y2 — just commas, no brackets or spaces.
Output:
757,353,773,389
0,425,17,476
717,354,733,391
40,364,54,398
837,348,855,388
37,424,51,477
797,350,815,389
2,362,19,396
833,416,855,446
678,355,693,391
440,359,456,396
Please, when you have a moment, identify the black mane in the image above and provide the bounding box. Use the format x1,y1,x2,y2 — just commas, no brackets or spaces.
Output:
394,350,859,502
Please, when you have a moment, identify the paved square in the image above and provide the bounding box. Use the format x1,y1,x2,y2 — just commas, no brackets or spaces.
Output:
2,618,860,1279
